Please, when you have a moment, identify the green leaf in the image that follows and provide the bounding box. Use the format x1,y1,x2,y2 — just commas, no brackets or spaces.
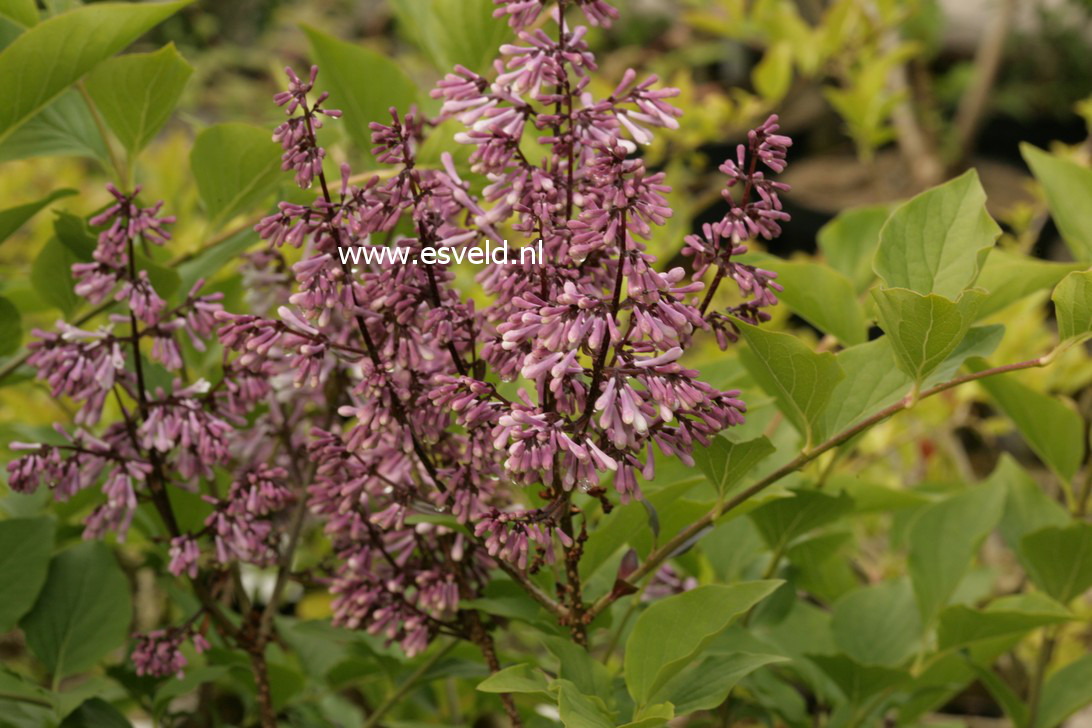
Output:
541,635,612,699
0,1,192,144
808,654,907,704
389,0,510,76
59,698,132,728
476,664,550,696
1020,523,1092,604
1035,654,1092,728
0,0,37,26
761,259,868,345
976,248,1085,319
190,123,281,225
752,42,793,101
693,433,775,498
907,480,1006,622
873,169,1001,298
556,680,615,728
0,668,53,718
0,296,22,356
135,252,180,300
748,490,853,552
620,702,675,728
965,660,1028,728
831,580,922,666
1051,269,1092,344
818,323,1001,444
53,210,96,260
624,581,782,706
0,90,112,164
993,455,1069,561
817,203,891,293
936,604,1070,651
177,228,258,293
0,517,54,631
736,319,845,447
0,188,76,246
650,652,786,715
302,25,418,161
968,360,1085,483
816,337,908,441
19,541,133,680
871,287,985,386
1021,143,1092,262
30,238,80,315
84,43,193,155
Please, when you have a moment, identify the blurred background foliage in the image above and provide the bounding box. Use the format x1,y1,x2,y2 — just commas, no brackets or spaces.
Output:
2,0,1092,726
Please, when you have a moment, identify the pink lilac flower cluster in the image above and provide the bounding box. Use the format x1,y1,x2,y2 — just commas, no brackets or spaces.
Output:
212,0,789,655
131,627,210,679
5,187,304,676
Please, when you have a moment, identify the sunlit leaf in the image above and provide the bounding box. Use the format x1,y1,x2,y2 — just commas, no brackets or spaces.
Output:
874,169,1000,298
0,1,191,143
624,581,782,706
871,288,985,385
84,43,193,155
736,319,845,447
1022,143,1092,262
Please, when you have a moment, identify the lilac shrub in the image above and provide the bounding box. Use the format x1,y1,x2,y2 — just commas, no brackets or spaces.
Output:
216,0,790,655
5,0,789,712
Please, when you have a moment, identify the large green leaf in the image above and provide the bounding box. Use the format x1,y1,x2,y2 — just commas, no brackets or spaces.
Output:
968,360,1085,483
1051,269,1092,344
1035,654,1092,728
1022,143,1092,262
0,0,37,26
761,259,867,345
736,320,845,447
556,680,615,728
650,652,786,715
0,188,76,246
748,490,853,552
808,654,907,704
936,603,1070,651
976,248,1084,319
84,43,193,155
19,541,133,680
389,0,510,76
1020,523,1092,604
817,337,909,441
624,581,781,706
873,169,1000,298
871,288,985,385
0,517,54,631
815,327,1002,442
177,228,258,293
302,25,418,161
541,635,612,699
693,433,775,498
907,480,1005,622
30,238,81,315
993,455,1069,562
0,91,110,164
190,123,281,225
0,1,191,144
476,664,550,696
0,296,21,356
831,580,922,666
817,203,891,293
59,698,132,728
